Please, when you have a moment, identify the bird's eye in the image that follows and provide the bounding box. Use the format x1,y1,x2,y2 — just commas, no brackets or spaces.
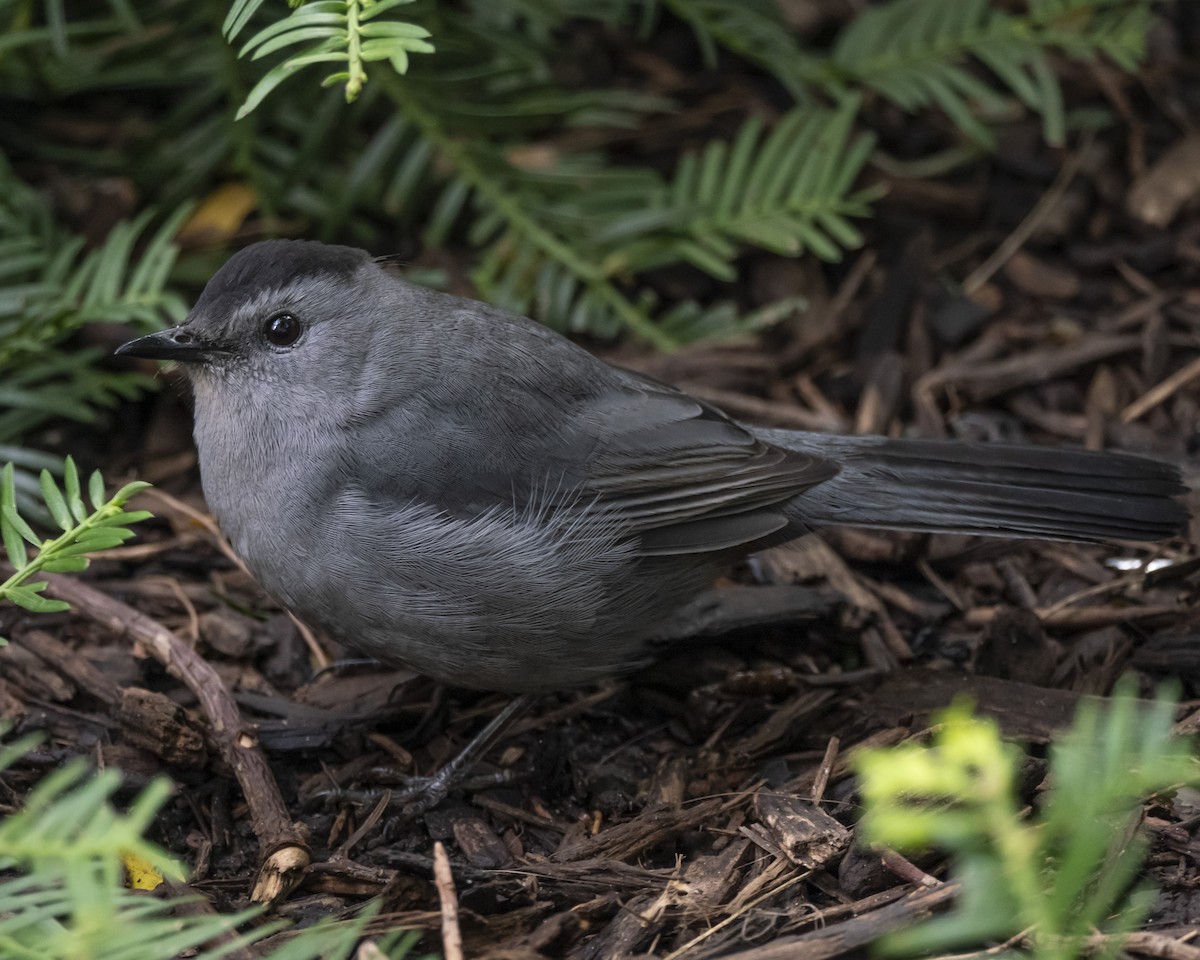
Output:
263,313,302,347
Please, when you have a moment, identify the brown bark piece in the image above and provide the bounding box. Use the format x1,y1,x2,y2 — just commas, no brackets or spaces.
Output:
452,815,512,869
861,667,1085,741
753,792,851,869
118,687,208,767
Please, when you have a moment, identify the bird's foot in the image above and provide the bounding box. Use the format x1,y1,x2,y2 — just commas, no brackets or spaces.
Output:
309,695,532,820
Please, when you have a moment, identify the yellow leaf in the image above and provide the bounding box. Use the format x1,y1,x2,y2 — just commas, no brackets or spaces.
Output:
122,850,165,891
178,183,259,244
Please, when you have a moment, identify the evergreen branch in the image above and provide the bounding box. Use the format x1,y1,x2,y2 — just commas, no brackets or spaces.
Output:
644,97,876,270
229,0,434,118
502,100,874,324
0,167,190,367
0,157,186,511
4,0,1160,352
0,760,178,875
378,81,874,343
828,0,1149,146
0,733,411,959
383,74,678,348
1032,0,1151,72
664,0,1150,148
0,458,152,622
653,0,824,101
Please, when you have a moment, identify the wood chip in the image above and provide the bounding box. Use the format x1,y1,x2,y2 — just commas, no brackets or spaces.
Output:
753,791,851,869
1128,133,1200,227
1002,250,1081,300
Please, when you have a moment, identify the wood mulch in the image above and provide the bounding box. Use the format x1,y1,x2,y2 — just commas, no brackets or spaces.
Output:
4,13,1200,960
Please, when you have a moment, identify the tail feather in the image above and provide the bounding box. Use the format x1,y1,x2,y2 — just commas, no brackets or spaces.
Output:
753,431,1189,542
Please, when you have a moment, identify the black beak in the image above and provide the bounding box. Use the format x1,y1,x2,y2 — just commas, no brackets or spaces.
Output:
115,326,218,363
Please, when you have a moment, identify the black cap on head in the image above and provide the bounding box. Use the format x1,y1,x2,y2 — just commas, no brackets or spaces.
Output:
115,240,372,364
192,239,370,315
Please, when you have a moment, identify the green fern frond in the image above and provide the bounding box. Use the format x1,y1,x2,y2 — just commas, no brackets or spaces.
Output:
0,732,399,959
0,190,190,368
639,97,876,271
831,0,1052,145
830,0,1148,147
0,158,187,514
0,352,147,446
1030,0,1151,71
0,0,139,62
652,0,823,101
228,0,434,118
391,88,875,343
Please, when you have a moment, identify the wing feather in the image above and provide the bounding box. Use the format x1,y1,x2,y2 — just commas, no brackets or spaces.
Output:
572,372,838,554
343,304,839,558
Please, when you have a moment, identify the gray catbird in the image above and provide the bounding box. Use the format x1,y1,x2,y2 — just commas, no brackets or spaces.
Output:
117,240,1189,693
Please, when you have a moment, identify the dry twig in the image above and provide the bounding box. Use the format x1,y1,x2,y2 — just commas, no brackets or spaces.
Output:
433,841,465,960
36,571,310,904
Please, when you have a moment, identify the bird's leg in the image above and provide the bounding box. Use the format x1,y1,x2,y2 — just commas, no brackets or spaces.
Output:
306,694,533,818
388,693,533,816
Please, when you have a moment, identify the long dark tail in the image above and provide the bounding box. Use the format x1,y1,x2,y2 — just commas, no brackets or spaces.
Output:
753,430,1190,542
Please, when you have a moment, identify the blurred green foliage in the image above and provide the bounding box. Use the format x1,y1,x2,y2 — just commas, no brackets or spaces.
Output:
857,686,1196,960
0,0,1155,474
0,727,430,959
